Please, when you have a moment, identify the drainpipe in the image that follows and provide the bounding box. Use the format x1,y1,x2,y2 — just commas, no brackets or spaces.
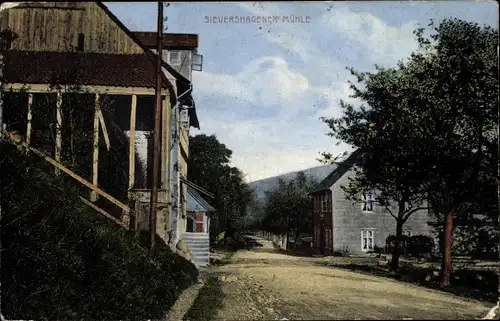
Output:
168,84,192,250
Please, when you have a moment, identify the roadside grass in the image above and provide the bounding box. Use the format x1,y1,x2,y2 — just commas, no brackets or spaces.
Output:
210,248,237,266
320,261,498,303
183,276,225,321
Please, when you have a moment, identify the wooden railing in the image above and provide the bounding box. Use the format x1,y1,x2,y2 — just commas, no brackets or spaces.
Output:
2,130,133,229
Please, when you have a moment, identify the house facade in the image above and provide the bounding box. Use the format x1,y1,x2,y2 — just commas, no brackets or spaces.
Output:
131,30,213,266
1,2,211,257
310,150,432,255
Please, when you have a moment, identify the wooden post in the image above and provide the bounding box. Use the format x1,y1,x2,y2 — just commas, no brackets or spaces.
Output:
55,92,62,175
129,95,137,191
91,93,100,202
26,93,33,146
127,94,137,229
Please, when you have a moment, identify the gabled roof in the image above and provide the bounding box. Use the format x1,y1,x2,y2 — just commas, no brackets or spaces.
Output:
4,50,172,89
2,1,201,128
94,2,191,86
186,185,215,212
309,149,363,194
180,177,215,199
95,2,201,129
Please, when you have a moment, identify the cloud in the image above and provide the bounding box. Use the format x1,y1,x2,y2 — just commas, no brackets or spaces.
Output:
238,2,318,62
192,115,350,181
321,7,420,65
193,56,311,117
191,5,425,181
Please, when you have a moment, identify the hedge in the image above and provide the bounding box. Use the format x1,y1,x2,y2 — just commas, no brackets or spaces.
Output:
1,142,198,320
385,234,435,257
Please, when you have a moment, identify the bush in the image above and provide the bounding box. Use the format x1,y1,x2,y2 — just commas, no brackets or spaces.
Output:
408,235,435,257
385,234,435,257
385,234,411,254
1,143,198,320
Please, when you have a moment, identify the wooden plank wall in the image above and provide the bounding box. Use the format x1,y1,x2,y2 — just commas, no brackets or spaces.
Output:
2,2,143,54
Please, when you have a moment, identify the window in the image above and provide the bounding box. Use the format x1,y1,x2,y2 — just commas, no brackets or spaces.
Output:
362,189,376,212
77,33,84,51
361,229,374,251
169,50,181,65
402,229,412,237
321,199,328,212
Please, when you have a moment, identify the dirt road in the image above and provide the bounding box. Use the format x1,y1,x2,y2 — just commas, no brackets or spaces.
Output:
209,237,491,320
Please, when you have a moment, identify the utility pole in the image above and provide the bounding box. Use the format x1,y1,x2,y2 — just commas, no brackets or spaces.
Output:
149,1,163,251
0,30,6,139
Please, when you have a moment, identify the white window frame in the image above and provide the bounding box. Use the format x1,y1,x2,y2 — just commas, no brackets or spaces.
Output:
402,229,412,237
361,229,375,252
362,189,376,212
168,50,182,66
320,199,328,212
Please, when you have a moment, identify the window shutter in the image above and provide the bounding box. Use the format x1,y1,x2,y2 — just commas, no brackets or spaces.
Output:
169,50,181,65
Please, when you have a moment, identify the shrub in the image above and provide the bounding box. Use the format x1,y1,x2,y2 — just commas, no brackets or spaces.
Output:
408,235,435,257
385,234,410,255
1,143,198,320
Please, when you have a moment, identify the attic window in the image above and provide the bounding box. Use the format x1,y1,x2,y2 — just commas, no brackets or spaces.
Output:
169,50,181,65
77,33,84,51
362,189,376,212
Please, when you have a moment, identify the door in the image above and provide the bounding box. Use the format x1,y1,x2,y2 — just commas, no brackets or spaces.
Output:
186,216,195,232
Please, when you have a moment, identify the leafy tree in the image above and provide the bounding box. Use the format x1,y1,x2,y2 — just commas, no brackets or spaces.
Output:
320,66,430,270
187,134,253,239
320,19,498,284
260,172,317,251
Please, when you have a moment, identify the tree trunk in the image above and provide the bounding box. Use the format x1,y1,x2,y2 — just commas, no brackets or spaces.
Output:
286,214,291,253
441,207,455,286
389,219,403,271
294,226,300,252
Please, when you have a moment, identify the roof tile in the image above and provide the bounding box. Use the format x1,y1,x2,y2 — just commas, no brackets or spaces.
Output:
4,50,172,90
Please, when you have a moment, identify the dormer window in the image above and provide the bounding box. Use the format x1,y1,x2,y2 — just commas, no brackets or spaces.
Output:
362,189,376,212
169,50,181,65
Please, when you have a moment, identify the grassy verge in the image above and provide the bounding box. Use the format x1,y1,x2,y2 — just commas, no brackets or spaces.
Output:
183,277,225,321
210,249,237,266
323,262,498,303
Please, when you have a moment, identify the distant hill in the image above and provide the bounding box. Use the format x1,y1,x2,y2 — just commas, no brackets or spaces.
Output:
248,164,337,201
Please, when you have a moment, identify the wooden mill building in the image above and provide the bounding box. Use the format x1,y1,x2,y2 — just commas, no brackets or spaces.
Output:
0,2,210,253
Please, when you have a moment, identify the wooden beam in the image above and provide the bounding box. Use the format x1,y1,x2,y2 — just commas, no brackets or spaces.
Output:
26,93,33,146
91,93,100,202
124,95,138,227
2,131,133,214
129,95,137,191
55,92,62,175
5,83,169,96
97,106,110,151
79,196,128,229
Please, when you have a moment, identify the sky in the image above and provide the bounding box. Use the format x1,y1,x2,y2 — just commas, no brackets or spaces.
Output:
105,1,498,182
